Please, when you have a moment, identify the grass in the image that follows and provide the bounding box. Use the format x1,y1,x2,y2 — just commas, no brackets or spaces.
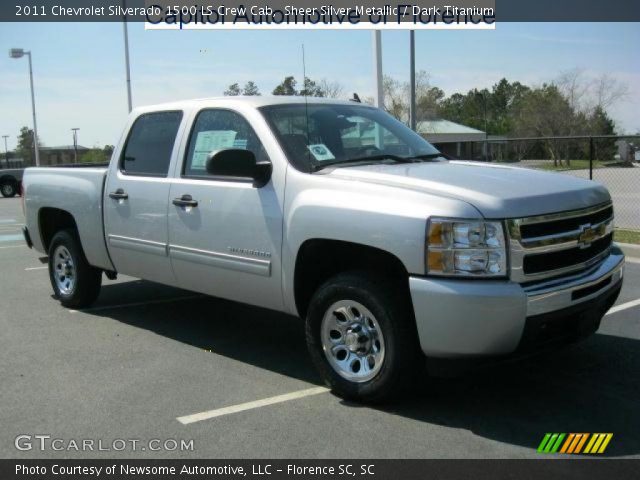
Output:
614,228,640,245
535,159,604,171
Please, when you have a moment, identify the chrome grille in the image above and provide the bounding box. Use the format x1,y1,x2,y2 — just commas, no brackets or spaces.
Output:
507,203,614,283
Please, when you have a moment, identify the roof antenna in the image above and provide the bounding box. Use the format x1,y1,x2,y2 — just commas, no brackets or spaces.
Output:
302,43,312,172
351,93,362,103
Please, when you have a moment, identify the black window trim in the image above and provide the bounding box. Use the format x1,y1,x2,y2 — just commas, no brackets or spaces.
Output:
180,107,268,184
119,110,184,178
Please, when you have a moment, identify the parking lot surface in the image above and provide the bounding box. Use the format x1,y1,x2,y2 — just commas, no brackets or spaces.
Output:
1,197,639,459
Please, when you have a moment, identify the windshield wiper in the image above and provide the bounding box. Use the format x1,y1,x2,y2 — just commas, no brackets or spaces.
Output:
311,152,443,172
408,153,444,161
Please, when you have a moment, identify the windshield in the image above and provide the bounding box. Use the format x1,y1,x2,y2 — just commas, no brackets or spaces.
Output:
259,103,442,172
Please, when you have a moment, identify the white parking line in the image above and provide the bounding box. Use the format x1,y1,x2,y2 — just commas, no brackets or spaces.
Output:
0,244,26,249
25,266,47,271
69,294,202,313
606,298,640,316
625,256,640,264
177,386,330,425
0,234,24,242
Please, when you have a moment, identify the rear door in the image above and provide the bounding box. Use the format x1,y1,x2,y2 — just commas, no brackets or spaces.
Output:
167,108,285,310
104,110,184,284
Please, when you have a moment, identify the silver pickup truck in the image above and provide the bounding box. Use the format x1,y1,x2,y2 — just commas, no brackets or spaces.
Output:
22,97,624,402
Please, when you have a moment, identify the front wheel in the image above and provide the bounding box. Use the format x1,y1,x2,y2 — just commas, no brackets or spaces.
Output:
48,230,102,308
305,272,421,403
0,180,17,198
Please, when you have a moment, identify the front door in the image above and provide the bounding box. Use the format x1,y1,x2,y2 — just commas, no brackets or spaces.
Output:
104,110,184,284
167,108,284,311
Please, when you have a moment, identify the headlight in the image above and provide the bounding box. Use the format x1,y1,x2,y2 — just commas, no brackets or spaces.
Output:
427,218,507,277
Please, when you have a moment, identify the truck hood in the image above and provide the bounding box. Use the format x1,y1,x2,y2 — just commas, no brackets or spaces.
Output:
326,161,610,218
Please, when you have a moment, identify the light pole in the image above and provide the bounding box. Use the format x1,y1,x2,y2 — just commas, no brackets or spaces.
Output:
2,135,9,168
71,128,80,163
122,0,133,112
372,31,383,109
409,30,416,131
9,48,40,166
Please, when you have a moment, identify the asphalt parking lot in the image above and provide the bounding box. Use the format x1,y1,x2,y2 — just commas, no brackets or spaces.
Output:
1,196,639,459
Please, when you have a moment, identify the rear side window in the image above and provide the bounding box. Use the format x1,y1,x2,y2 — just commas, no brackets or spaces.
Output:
120,111,182,176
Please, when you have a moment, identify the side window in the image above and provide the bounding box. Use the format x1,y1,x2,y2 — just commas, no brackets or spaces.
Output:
184,109,268,178
120,111,183,176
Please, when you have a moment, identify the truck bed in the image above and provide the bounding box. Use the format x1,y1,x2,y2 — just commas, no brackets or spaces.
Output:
22,166,114,271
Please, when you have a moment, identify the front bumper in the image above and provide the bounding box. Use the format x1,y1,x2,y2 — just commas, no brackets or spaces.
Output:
409,247,624,358
22,226,33,249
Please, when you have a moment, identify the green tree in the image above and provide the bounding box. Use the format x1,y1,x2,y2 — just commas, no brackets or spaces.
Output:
272,76,298,96
103,145,115,160
589,106,617,162
79,148,108,164
299,77,324,97
17,126,42,166
511,84,576,166
242,81,261,96
224,83,241,96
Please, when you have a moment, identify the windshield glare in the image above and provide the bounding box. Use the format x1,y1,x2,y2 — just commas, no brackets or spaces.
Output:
260,103,441,172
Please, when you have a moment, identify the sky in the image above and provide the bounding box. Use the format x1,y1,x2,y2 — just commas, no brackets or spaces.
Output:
1,22,639,149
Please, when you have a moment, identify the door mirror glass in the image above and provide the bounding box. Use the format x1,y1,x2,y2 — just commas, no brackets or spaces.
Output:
206,149,272,187
206,148,255,177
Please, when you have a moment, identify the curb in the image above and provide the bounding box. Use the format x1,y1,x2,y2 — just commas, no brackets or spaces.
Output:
617,242,640,258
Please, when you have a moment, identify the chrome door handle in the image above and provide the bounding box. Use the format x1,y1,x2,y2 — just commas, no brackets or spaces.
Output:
172,194,198,207
109,188,128,200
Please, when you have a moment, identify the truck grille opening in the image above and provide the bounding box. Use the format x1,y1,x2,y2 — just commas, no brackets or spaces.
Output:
508,203,614,283
523,233,612,275
520,205,613,240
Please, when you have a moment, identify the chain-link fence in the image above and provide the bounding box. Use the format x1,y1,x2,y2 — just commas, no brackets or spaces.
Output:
439,135,640,231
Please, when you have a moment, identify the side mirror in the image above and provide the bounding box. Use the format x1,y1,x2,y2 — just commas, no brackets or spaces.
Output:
205,149,272,188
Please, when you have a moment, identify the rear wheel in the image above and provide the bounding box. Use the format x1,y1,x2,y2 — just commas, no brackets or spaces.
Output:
305,272,421,403
0,179,17,198
48,230,102,308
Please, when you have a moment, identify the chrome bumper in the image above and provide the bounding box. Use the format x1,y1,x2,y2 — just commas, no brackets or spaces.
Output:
409,247,624,358
525,250,624,316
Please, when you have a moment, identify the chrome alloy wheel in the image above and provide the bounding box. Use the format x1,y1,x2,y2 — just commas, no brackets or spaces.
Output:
320,300,385,383
53,245,76,295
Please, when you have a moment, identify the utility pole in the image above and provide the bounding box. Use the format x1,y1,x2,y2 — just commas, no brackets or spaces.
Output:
2,135,9,168
409,30,416,131
372,31,384,150
72,128,80,163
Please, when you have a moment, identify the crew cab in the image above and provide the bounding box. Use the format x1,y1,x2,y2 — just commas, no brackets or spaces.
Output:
22,97,624,401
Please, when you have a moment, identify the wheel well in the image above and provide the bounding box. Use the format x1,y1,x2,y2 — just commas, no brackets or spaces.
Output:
39,208,78,253
0,175,17,186
294,239,409,318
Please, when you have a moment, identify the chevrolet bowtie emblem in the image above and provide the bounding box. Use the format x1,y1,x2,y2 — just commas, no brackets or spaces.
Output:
578,224,598,248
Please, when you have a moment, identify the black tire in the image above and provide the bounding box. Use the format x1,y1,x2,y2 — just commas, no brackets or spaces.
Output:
48,229,102,308
305,271,421,403
0,179,17,198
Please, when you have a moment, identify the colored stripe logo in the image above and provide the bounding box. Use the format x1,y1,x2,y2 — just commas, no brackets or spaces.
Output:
537,433,613,454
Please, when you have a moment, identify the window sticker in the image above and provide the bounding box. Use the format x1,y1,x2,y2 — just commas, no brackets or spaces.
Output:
233,139,248,149
307,144,335,161
191,130,237,169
